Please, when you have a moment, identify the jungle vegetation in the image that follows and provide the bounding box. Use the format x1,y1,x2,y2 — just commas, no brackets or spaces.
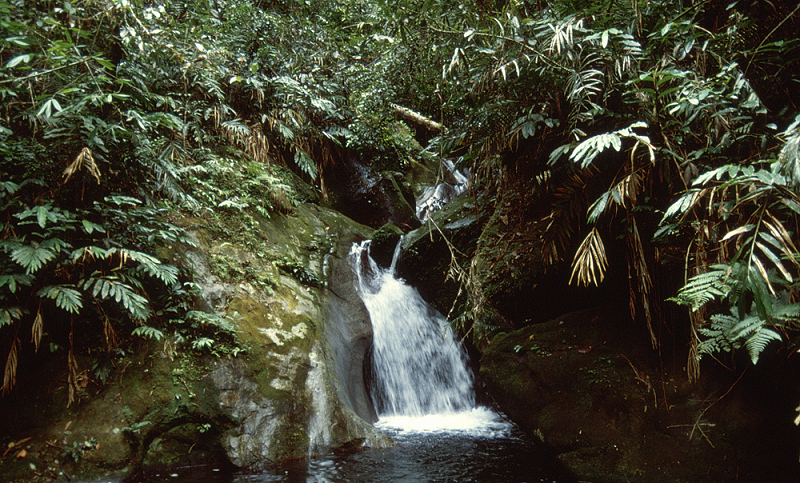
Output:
1,0,799,414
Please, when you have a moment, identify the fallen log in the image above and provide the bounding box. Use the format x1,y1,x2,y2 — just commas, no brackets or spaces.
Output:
390,103,445,132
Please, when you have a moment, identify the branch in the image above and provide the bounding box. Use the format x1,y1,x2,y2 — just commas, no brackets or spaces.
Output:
389,103,445,132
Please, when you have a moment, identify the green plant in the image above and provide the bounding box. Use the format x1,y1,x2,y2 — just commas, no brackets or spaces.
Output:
662,116,800,373
0,190,188,402
61,437,98,463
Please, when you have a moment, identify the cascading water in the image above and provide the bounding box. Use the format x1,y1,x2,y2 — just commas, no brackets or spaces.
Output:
349,239,511,437
350,240,474,417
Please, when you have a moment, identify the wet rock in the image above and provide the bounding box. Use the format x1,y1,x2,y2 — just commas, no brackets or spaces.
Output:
325,157,419,230
367,223,404,270
0,204,391,481
396,193,485,318
479,305,742,483
415,158,469,222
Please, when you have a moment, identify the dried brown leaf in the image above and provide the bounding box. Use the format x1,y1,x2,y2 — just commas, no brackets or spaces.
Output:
569,228,608,286
2,338,19,395
31,309,43,352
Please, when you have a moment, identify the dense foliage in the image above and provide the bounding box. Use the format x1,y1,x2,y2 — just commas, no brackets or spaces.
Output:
2,0,799,413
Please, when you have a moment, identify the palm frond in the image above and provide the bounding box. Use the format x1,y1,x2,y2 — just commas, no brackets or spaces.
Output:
2,338,19,395
569,227,608,286
62,147,101,185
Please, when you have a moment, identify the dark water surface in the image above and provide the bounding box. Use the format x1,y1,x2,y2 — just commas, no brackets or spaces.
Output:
121,412,575,483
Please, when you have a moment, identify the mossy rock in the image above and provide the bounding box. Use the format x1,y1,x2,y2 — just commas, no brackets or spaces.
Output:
480,305,740,483
0,202,392,482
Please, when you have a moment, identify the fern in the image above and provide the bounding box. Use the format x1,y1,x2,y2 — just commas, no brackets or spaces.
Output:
669,265,733,311
37,285,83,314
698,313,781,364
191,337,215,351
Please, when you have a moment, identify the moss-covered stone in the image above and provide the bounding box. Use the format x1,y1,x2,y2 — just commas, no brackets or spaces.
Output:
480,305,742,483
0,202,393,482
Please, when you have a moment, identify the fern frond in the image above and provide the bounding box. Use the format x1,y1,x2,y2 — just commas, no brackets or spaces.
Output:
37,285,83,314
698,312,782,364
743,327,782,364
670,265,732,311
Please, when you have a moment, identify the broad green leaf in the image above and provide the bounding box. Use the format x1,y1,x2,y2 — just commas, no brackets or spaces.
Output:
11,245,57,274
37,285,83,314
0,274,33,293
36,98,63,119
0,307,23,329
6,54,32,68
132,326,164,341
81,219,106,234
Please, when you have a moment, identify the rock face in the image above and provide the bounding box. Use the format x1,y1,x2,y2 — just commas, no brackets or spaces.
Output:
183,203,390,469
478,305,791,483
325,156,419,230
0,204,390,482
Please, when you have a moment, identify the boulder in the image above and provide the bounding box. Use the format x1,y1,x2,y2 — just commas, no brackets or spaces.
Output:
0,204,391,482
479,305,747,483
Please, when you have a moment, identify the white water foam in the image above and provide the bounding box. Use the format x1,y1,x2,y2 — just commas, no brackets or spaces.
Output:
350,240,510,437
376,406,514,437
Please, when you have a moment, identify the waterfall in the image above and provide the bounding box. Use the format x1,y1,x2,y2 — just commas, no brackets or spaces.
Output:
349,240,475,418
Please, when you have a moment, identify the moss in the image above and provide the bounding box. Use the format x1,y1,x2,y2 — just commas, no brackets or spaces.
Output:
0,201,378,480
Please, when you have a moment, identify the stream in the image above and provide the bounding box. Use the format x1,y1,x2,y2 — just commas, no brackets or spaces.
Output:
87,241,576,483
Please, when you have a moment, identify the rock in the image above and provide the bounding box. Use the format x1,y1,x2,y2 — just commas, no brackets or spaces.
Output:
0,203,391,481
325,157,419,230
367,223,404,270
186,204,391,468
396,192,485,318
479,305,743,483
